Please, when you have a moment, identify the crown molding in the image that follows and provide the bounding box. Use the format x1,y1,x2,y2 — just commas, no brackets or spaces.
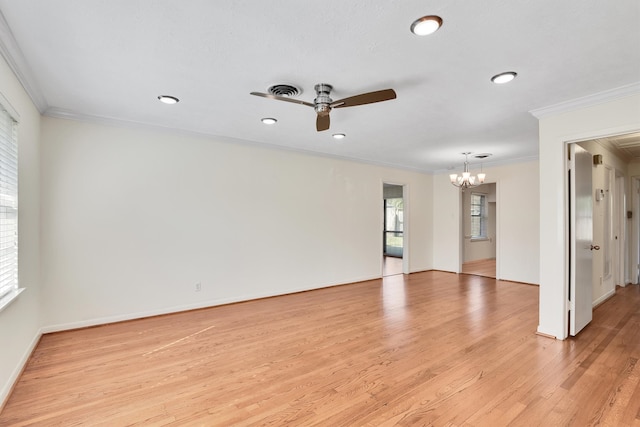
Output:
529,82,640,119
44,107,437,174
46,107,542,175
433,155,539,175
592,138,632,163
0,10,47,112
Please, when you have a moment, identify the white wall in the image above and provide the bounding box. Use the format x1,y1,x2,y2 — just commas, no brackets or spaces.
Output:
629,161,640,176
0,56,41,404
537,93,640,339
432,160,540,284
39,117,434,330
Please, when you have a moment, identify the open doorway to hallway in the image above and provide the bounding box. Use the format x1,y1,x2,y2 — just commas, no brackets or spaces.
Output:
383,183,404,276
461,183,497,278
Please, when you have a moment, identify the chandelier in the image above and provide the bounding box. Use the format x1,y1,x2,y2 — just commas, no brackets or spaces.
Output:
449,152,486,189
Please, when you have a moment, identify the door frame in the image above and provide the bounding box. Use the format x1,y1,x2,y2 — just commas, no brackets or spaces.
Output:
560,128,640,338
458,181,500,279
381,181,409,276
631,176,640,284
614,171,625,287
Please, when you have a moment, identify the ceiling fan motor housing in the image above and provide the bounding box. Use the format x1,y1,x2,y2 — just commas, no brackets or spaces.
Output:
314,84,333,115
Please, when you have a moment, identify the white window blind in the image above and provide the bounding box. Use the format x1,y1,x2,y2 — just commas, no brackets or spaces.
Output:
470,193,487,239
0,103,18,301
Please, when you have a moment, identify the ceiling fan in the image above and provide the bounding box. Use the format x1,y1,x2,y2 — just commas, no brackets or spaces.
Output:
250,84,396,132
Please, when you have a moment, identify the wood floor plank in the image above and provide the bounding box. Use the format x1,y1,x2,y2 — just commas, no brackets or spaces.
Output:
461,258,496,278
1,272,639,426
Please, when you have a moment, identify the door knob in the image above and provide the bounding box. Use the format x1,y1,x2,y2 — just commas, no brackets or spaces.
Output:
590,245,600,251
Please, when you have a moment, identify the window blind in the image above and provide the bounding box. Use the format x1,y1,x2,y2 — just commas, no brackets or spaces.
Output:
0,103,17,301
470,193,487,239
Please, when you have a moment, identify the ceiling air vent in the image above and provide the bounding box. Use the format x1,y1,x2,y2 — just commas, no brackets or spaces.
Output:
268,84,301,97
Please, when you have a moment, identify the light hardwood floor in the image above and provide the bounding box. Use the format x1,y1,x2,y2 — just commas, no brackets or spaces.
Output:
2,272,639,426
383,256,403,276
462,258,496,278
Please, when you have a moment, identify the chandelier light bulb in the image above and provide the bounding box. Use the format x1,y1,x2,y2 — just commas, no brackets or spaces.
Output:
450,152,487,189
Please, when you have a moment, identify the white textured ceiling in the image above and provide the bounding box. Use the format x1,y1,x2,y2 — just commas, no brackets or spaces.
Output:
0,0,639,172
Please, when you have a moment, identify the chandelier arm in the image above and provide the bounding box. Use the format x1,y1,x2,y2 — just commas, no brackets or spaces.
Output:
450,153,487,189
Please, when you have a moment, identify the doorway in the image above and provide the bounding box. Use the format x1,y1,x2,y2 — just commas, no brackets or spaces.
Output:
566,134,640,336
383,183,404,276
461,183,497,278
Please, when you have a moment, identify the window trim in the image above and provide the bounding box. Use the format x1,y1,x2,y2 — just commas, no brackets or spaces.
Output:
0,287,24,313
0,91,20,312
470,192,488,241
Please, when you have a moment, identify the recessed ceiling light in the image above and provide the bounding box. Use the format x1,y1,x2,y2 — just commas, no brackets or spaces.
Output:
261,117,277,125
410,15,443,36
332,133,346,140
157,95,179,104
491,72,517,84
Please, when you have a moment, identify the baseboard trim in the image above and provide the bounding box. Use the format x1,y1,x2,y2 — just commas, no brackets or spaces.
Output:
41,276,381,334
0,328,43,412
535,331,558,340
593,288,616,309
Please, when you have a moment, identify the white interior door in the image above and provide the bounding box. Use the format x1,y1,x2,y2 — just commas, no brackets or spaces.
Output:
570,144,594,336
614,173,625,286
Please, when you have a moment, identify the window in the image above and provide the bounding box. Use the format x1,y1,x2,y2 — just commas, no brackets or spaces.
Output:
0,98,18,304
470,193,487,240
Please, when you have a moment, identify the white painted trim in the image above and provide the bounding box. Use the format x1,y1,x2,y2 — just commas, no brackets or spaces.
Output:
402,183,410,275
0,90,19,122
495,181,501,281
592,288,616,308
631,176,640,285
457,189,463,274
529,82,640,119
40,276,380,334
0,328,42,409
433,155,539,175
44,107,434,175
0,287,24,314
380,180,410,275
0,10,47,112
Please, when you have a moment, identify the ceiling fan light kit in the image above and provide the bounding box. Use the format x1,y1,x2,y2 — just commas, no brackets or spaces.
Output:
251,83,396,132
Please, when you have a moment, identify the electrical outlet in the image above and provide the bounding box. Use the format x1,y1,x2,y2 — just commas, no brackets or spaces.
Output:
195,282,201,292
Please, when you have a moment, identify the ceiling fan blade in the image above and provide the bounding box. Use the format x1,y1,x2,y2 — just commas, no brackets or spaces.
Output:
250,92,314,107
316,114,330,132
331,89,396,108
